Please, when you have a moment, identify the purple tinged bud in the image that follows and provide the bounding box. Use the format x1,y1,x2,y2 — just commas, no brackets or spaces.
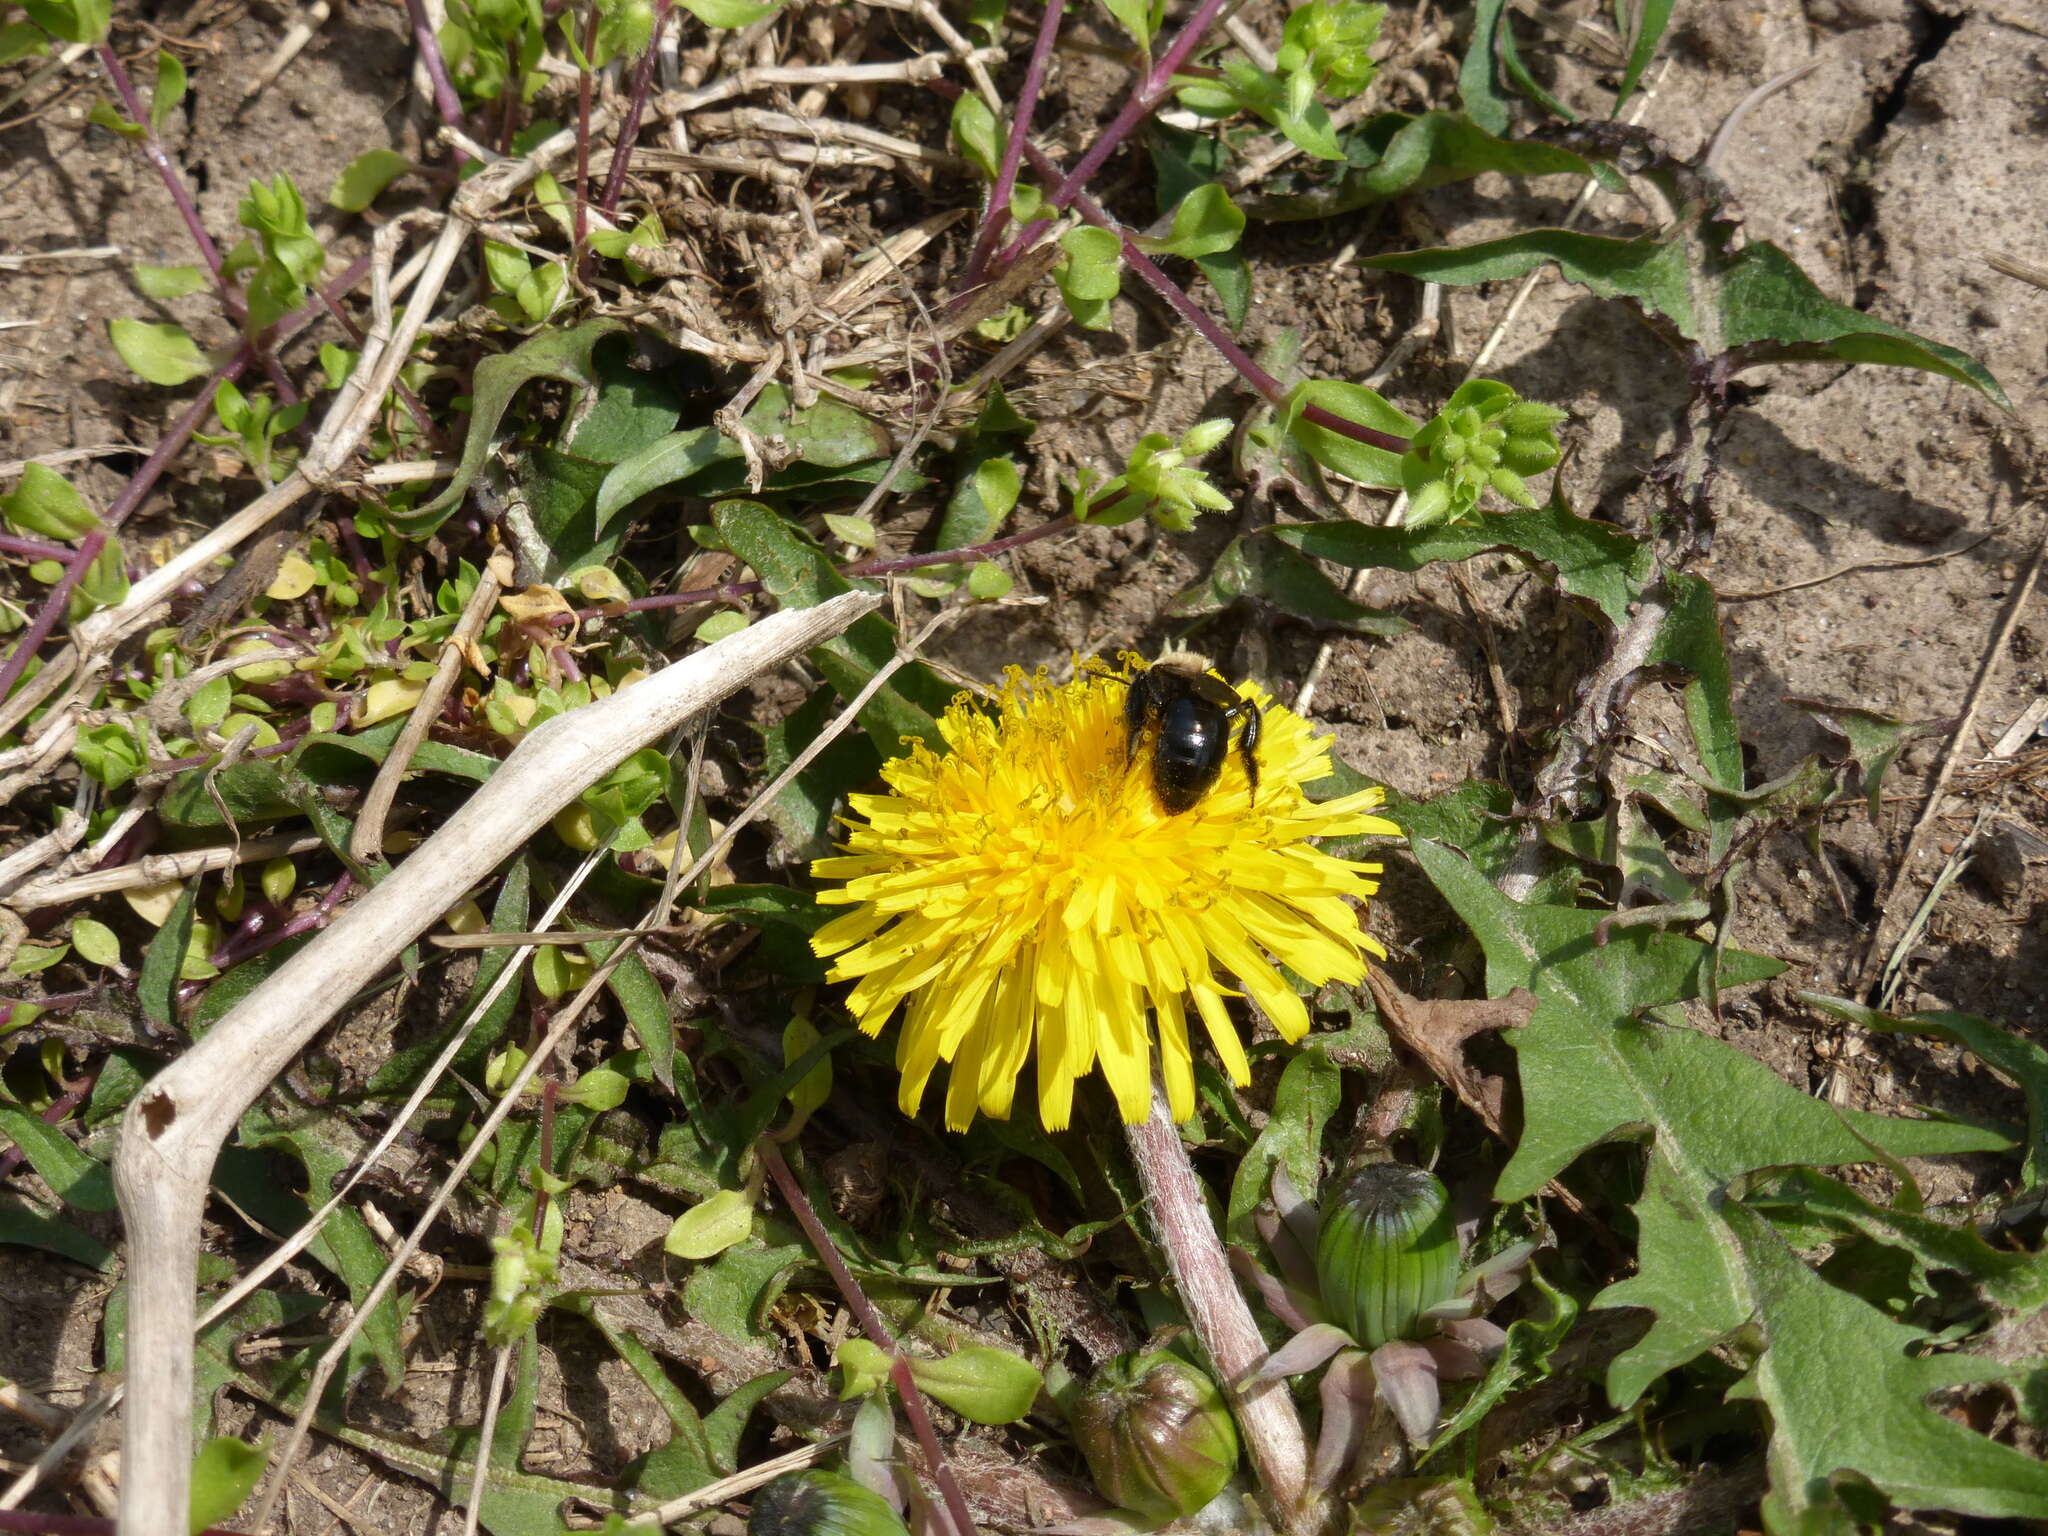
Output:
1069,1350,1241,1522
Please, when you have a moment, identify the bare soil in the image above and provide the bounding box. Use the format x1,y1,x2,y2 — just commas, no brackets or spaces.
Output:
2,0,2045,1529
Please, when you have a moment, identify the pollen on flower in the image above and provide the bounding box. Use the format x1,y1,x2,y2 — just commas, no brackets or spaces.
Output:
809,662,1399,1133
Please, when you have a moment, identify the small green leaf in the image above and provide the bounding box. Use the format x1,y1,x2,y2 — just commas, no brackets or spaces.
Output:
821,512,876,550
188,1437,266,1534
88,97,143,140
109,318,210,386
560,1067,629,1110
1134,183,1245,260
134,262,207,300
951,91,1001,180
695,611,748,643
782,1014,832,1123
74,721,147,790
2,462,99,539
70,916,121,968
0,22,51,65
327,147,411,212
1284,379,1418,487
836,1337,894,1399
1099,0,1162,48
1055,225,1123,331
23,0,111,45
147,49,185,133
676,0,782,26
966,561,1012,600
664,1189,754,1261
907,1345,1044,1425
481,239,530,294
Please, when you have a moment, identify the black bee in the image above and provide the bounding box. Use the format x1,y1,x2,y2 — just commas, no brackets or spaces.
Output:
1120,652,1261,815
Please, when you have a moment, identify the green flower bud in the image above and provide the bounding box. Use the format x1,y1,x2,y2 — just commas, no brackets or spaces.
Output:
748,1470,909,1536
1503,400,1569,434
1406,479,1453,527
1070,1351,1240,1521
1314,1163,1460,1349
1502,432,1562,474
1490,468,1537,507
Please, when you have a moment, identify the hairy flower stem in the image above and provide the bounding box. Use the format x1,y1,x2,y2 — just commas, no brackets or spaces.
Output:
757,1141,980,1536
961,0,1066,291
1125,1082,1311,1530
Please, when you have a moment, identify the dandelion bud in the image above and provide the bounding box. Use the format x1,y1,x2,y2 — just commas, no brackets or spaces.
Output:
747,1470,909,1536
1314,1163,1460,1349
1069,1351,1240,1521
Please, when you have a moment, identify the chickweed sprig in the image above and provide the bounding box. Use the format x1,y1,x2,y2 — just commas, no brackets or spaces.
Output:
1071,419,1235,530
1402,382,1568,527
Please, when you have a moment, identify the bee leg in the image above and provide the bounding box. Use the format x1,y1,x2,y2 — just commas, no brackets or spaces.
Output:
1123,675,1150,766
1236,703,1262,800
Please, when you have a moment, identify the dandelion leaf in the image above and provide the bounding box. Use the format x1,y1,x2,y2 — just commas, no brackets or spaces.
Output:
1273,499,1653,629
1409,840,2007,1415
1721,1199,2048,1530
398,318,626,534
1804,994,2048,1190
1367,226,2005,408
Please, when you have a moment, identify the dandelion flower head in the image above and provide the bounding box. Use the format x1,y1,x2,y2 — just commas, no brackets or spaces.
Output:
810,660,1399,1132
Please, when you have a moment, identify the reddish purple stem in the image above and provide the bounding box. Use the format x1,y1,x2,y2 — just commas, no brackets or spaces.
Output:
961,0,1066,291
402,0,472,163
598,0,675,216
556,513,1079,624
95,45,242,324
994,0,1235,271
1016,140,1412,456
758,1141,979,1536
0,531,72,561
0,252,373,709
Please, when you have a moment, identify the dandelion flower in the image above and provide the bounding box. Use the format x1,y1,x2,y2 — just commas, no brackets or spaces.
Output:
810,662,1399,1132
